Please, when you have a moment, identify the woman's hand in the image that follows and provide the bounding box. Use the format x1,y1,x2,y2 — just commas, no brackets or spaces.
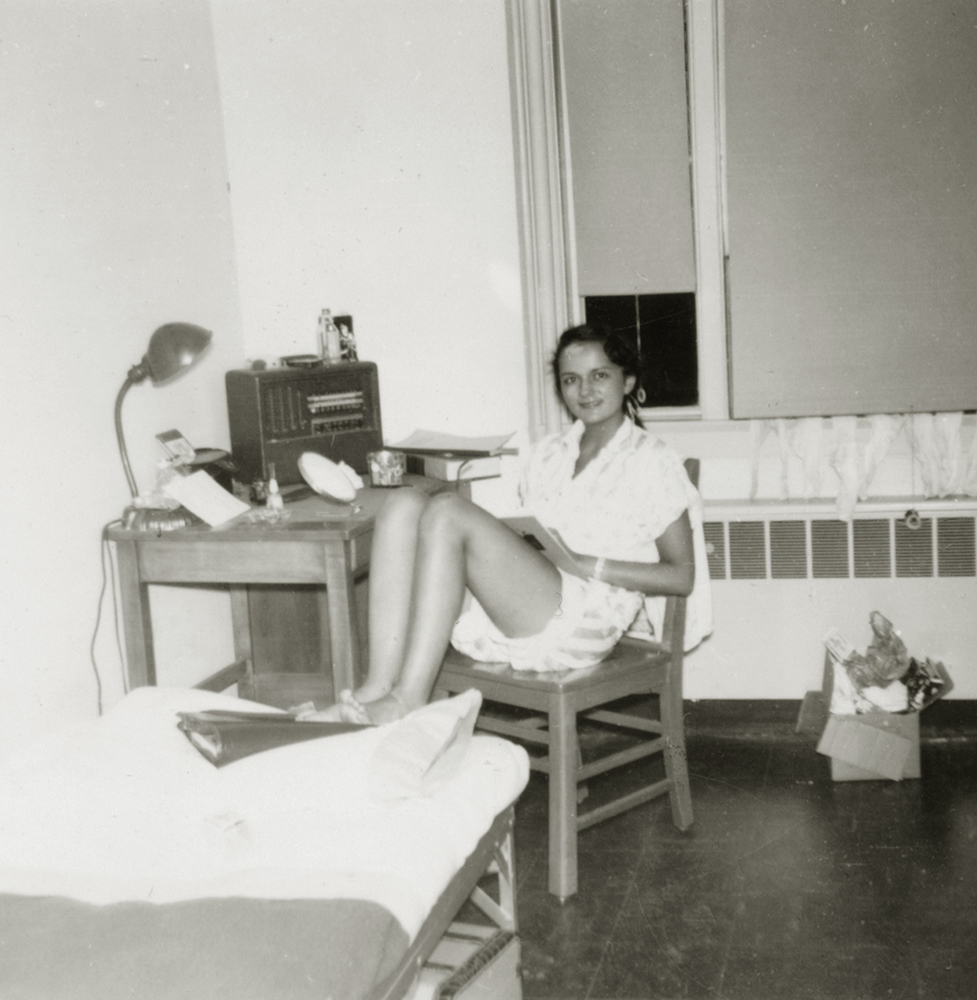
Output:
557,512,695,596
548,529,597,581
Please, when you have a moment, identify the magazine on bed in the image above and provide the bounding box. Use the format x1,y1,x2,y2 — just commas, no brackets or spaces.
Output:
502,516,582,576
177,709,367,767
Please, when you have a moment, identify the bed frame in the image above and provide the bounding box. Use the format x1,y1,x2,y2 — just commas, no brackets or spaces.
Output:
372,805,519,1000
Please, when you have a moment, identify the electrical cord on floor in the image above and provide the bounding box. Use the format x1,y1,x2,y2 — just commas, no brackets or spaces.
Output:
90,520,124,715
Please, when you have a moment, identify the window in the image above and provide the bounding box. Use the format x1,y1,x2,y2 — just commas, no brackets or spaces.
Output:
584,293,698,408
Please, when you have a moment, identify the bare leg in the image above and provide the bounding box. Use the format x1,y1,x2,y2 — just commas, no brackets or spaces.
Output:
356,487,430,702
360,492,563,723
304,489,430,722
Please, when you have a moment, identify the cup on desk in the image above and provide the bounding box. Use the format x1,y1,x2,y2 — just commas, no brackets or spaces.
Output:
367,449,406,487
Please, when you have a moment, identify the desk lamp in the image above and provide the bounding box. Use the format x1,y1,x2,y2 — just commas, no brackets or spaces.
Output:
115,322,213,531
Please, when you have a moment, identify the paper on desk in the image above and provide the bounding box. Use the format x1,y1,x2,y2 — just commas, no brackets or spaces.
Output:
163,470,250,527
391,429,514,455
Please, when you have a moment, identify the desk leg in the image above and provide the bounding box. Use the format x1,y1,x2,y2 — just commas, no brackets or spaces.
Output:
321,542,360,696
114,538,156,688
229,585,255,699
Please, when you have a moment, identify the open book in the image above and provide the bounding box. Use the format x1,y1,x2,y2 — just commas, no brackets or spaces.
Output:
502,516,582,576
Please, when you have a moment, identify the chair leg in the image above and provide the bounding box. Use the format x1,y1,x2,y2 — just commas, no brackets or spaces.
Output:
661,684,693,831
547,697,579,900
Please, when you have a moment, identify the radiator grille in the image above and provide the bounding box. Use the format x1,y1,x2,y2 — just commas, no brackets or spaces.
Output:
728,522,766,579
770,521,806,578
938,518,977,577
704,511,977,582
811,520,849,578
895,518,933,578
852,520,891,578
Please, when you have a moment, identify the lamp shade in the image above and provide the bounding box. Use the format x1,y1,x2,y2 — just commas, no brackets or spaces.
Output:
144,322,212,384
116,320,215,502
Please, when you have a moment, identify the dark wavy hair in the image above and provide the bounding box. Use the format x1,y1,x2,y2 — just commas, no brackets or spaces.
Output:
551,322,644,427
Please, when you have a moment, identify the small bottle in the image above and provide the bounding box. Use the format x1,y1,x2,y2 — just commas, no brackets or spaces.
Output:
266,462,284,513
317,309,342,363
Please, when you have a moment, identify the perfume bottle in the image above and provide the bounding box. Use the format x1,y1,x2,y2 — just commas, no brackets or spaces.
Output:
266,462,284,513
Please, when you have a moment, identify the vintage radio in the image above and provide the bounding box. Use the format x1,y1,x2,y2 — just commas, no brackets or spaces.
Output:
225,362,383,487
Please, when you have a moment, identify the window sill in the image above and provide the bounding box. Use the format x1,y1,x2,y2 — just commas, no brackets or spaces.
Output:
640,405,703,422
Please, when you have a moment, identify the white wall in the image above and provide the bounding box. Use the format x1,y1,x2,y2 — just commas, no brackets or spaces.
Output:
210,0,528,459
0,0,244,757
691,576,976,701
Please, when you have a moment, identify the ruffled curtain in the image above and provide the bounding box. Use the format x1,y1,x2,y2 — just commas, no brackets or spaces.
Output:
749,413,977,518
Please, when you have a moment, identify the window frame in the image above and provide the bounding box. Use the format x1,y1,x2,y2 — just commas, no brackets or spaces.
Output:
507,0,729,439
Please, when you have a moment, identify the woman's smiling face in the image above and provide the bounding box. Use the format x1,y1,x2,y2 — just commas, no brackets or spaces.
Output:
557,341,636,430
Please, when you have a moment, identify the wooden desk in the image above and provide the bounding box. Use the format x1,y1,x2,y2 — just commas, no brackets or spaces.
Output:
108,476,453,701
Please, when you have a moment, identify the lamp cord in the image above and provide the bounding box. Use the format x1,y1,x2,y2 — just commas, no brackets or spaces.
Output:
114,375,139,498
90,523,112,715
89,521,128,717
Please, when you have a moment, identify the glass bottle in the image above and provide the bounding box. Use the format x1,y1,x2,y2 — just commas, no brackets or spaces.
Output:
317,309,342,363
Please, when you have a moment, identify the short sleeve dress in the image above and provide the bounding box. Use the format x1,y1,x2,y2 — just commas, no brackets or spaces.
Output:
520,418,712,651
449,419,713,670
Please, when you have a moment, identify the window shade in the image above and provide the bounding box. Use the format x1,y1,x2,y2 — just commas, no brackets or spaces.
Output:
559,0,695,296
725,0,977,418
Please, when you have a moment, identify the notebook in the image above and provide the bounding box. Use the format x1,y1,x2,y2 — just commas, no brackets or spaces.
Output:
502,516,581,576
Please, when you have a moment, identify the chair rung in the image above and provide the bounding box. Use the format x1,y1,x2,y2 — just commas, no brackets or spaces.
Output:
577,738,665,781
577,778,672,831
476,717,550,746
583,709,663,734
194,659,248,693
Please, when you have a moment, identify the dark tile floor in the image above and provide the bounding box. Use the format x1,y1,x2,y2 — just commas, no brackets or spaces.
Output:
507,704,977,1000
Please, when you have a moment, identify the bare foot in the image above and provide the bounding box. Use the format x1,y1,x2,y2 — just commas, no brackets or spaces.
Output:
293,691,377,725
357,691,414,725
292,702,344,722
350,682,393,704
289,701,343,722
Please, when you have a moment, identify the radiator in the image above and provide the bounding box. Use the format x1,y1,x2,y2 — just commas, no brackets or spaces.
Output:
686,498,977,700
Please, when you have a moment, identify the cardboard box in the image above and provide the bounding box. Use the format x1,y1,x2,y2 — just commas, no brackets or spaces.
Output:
817,710,920,781
800,621,955,782
798,650,929,782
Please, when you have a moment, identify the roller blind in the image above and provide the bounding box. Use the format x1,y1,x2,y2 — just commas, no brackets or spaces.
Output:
559,0,695,296
725,0,977,418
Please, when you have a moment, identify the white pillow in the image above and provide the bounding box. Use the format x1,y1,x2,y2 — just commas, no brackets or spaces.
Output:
216,690,483,809
368,689,482,801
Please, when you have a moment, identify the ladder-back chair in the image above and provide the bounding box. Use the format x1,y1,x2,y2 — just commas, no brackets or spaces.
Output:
434,459,698,900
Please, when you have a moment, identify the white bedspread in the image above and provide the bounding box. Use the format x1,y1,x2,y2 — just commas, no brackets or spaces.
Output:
0,687,529,938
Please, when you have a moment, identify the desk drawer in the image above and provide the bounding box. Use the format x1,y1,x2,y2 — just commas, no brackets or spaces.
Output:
138,540,336,584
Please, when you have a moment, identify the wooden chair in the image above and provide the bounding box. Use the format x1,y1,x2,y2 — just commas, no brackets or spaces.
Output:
434,459,698,900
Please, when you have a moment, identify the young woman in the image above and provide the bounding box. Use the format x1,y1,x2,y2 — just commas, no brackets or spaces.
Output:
323,323,708,725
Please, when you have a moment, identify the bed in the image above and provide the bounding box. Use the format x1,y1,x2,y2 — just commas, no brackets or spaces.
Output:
0,686,529,1000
